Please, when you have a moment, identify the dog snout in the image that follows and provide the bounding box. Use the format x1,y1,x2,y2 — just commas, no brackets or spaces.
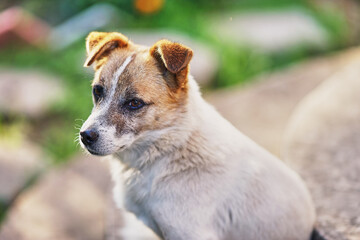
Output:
80,129,99,146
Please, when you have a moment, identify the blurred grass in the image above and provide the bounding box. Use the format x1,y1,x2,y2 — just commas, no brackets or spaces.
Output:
0,201,6,223
0,44,93,164
0,0,349,163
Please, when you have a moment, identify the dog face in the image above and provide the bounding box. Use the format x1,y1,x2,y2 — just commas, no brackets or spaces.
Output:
79,32,193,156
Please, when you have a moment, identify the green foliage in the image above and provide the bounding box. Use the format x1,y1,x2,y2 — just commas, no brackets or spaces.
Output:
0,200,6,224
42,121,81,164
308,5,349,48
0,44,93,163
230,0,307,10
214,45,271,87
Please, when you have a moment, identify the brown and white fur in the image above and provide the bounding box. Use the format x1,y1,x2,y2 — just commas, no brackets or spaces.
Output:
79,32,316,240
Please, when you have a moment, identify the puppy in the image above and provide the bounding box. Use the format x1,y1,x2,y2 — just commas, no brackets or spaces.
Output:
79,31,316,240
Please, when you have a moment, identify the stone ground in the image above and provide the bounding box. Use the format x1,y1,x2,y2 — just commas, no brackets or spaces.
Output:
284,59,360,240
0,69,64,117
0,155,111,240
0,141,45,205
205,47,360,156
1,48,360,239
210,9,329,52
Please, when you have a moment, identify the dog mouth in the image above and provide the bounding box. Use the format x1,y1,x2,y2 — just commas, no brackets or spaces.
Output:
84,145,127,156
86,148,103,156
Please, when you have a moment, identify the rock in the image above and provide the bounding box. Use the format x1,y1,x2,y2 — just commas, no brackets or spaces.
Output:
0,69,64,118
122,30,218,86
283,59,360,239
0,152,158,240
48,4,123,51
205,47,360,155
0,155,111,240
210,9,329,53
69,155,111,195
0,140,45,204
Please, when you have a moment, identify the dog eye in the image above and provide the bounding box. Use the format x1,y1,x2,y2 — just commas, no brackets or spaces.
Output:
126,99,145,110
93,85,104,103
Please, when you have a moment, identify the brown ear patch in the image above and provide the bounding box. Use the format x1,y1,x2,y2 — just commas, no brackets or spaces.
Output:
150,40,193,91
84,32,129,67
150,40,193,74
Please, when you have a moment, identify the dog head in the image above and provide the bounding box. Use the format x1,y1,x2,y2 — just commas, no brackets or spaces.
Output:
79,32,193,156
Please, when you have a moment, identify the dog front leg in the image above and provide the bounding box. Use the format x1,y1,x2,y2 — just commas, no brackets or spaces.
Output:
162,231,220,240
157,222,220,240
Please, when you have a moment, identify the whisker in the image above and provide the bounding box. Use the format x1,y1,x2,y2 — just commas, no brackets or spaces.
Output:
80,147,91,156
74,135,81,147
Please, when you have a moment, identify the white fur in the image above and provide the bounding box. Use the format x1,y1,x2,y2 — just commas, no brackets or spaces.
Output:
109,76,316,240
101,54,133,114
80,55,135,155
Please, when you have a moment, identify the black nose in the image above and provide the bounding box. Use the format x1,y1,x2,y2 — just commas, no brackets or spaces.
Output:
80,129,99,146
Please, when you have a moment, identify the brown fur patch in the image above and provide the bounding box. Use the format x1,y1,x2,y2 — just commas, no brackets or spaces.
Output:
150,40,193,74
150,39,193,91
84,32,129,68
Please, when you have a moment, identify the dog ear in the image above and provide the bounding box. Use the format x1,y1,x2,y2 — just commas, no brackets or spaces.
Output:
84,32,129,68
150,40,193,90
